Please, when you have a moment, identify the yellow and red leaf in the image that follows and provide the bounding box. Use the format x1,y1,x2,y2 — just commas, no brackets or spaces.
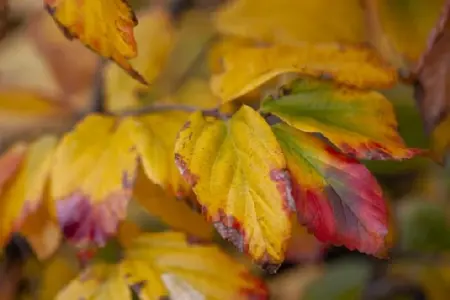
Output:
174,106,294,271
261,79,419,160
272,124,389,255
50,114,138,248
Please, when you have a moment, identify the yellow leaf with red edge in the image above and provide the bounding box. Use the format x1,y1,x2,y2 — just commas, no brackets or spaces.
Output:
57,232,267,300
133,168,213,240
50,114,138,248
215,0,365,45
105,7,176,112
44,0,146,84
272,124,389,256
174,106,295,271
122,111,190,197
261,79,419,160
0,136,57,251
211,42,397,102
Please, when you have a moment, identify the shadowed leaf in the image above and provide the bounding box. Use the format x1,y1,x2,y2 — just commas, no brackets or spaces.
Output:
133,168,213,240
273,124,389,256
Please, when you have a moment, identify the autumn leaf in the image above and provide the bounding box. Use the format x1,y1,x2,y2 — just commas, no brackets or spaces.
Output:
57,232,267,300
122,111,190,197
0,142,27,190
285,220,323,263
414,0,450,135
133,167,213,240
215,0,366,45
0,136,57,253
210,42,397,102
44,0,146,84
50,114,138,248
174,105,295,270
105,7,176,112
272,124,389,255
261,79,418,160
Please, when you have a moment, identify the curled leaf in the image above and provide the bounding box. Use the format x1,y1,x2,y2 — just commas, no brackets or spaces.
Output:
211,42,397,102
57,232,267,299
50,115,138,248
261,79,419,160
273,124,389,256
174,105,294,270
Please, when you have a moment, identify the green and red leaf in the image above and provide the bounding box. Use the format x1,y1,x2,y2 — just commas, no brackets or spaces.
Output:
272,123,389,255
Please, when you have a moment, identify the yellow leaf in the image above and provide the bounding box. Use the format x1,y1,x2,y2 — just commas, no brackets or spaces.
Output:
105,7,176,112
174,105,294,270
44,0,145,84
133,168,213,240
0,136,57,249
57,232,267,299
211,42,397,102
122,111,190,196
50,114,138,248
215,0,365,45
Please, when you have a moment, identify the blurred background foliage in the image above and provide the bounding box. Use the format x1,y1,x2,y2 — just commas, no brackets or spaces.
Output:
0,0,449,299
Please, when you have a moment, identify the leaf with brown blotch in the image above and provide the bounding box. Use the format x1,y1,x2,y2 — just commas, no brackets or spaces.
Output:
261,79,420,160
0,136,57,253
273,124,389,256
44,0,146,84
415,0,450,135
133,167,213,240
210,41,397,102
174,105,295,272
50,114,138,249
57,232,267,299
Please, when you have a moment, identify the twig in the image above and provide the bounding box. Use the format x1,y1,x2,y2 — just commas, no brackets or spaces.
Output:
116,103,226,119
90,59,107,114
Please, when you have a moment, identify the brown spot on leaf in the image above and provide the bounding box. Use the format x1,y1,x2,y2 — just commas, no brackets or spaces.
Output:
174,153,199,187
270,169,296,212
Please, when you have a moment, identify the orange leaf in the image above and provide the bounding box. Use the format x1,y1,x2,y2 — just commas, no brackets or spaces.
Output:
44,0,146,84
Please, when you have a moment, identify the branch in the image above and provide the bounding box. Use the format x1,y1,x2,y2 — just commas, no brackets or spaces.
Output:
116,103,226,119
90,59,107,114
